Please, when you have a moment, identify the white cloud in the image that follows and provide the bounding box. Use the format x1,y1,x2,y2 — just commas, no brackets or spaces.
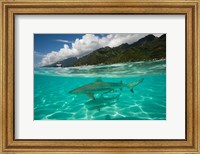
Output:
34,51,44,57
153,33,164,37
39,44,74,66
55,39,72,43
39,33,163,66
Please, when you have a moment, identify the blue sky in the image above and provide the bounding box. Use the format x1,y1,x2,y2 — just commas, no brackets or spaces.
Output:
34,34,83,65
34,33,163,67
34,34,107,66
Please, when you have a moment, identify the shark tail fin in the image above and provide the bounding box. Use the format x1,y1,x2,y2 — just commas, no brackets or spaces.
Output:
126,78,144,88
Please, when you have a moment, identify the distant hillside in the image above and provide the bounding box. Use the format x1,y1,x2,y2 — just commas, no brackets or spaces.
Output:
45,34,166,67
44,57,78,67
72,34,166,66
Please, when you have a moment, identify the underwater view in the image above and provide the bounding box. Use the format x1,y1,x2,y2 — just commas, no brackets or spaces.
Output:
34,60,166,120
34,33,166,120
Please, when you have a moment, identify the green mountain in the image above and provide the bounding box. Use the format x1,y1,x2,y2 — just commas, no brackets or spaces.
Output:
72,34,166,67
44,57,77,67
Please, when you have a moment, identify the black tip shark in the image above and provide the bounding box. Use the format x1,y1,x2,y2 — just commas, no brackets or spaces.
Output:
69,78,144,99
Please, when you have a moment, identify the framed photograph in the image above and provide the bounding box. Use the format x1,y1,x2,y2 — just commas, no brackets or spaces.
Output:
1,0,199,153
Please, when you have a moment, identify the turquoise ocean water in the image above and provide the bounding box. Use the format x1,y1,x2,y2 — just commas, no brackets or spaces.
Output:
34,60,166,120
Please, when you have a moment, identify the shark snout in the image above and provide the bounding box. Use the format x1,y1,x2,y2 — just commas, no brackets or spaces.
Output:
69,88,80,94
68,89,75,94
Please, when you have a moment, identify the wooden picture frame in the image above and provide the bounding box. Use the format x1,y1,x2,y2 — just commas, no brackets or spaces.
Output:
0,0,199,153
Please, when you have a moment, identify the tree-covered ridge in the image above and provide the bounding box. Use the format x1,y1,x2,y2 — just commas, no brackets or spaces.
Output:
72,34,166,66
44,34,166,67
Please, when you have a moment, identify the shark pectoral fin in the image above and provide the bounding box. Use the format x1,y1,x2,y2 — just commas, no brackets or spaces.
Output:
87,93,95,99
130,89,134,93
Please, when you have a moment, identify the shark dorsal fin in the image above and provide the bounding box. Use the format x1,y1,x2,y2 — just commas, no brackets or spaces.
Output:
96,78,102,82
